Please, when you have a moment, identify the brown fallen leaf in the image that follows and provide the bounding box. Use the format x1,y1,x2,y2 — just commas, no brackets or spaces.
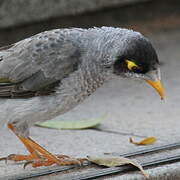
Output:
87,155,149,179
129,137,157,145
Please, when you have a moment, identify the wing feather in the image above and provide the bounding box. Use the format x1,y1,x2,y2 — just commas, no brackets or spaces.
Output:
0,30,80,94
0,29,81,96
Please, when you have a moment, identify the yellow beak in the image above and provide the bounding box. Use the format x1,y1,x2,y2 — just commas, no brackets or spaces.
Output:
145,80,165,100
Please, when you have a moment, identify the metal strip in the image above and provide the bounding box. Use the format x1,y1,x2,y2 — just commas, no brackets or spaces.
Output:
3,142,180,180
69,154,180,180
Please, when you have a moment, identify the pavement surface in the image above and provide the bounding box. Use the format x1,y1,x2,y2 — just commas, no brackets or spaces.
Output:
1,2,180,180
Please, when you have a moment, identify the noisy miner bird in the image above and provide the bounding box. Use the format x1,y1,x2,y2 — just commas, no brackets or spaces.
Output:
0,27,164,167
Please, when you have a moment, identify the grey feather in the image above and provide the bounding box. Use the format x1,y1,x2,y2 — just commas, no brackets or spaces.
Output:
0,29,82,91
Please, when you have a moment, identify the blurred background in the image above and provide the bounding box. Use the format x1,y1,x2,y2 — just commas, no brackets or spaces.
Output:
0,0,179,46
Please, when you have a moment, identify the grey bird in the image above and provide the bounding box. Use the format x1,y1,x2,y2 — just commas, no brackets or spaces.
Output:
0,27,164,167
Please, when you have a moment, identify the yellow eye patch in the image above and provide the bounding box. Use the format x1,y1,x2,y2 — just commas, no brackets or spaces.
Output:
125,60,141,71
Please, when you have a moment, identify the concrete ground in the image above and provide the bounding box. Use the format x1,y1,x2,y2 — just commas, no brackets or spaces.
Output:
1,1,180,180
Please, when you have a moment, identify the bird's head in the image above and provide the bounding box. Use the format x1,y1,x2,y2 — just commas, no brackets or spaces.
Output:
109,32,164,100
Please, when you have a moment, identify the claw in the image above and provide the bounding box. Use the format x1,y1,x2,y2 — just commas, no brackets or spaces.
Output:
0,154,19,163
23,161,34,169
0,157,8,163
56,155,71,159
77,158,89,165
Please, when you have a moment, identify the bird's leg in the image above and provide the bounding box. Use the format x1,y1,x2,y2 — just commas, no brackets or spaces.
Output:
0,123,83,167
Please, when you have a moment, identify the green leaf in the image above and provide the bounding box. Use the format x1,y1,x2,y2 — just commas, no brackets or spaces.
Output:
35,115,106,130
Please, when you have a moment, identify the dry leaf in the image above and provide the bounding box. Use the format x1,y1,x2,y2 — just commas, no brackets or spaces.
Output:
129,137,156,145
87,155,149,178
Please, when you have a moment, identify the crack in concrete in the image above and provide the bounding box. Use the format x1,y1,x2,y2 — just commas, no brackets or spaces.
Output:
91,127,147,138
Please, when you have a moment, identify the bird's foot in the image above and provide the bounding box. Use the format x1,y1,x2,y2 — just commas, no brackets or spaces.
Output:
4,123,88,168
24,155,88,168
0,154,88,168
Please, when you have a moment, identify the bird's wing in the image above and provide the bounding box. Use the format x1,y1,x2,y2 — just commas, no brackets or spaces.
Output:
0,31,81,97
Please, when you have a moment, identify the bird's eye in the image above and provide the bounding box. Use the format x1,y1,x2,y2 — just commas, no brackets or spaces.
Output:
125,59,141,71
